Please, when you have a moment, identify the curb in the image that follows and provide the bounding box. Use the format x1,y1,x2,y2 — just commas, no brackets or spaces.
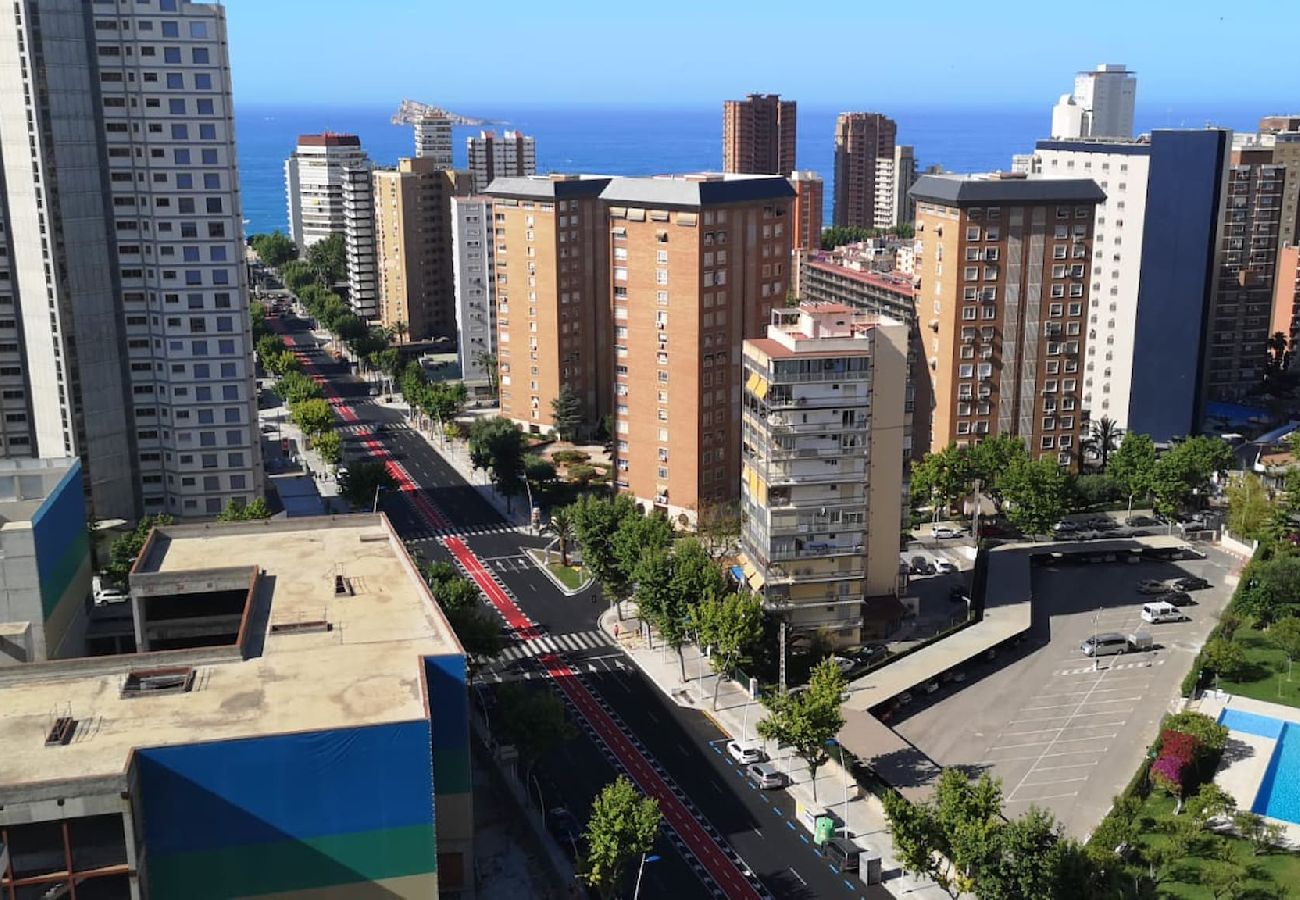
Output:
524,548,593,596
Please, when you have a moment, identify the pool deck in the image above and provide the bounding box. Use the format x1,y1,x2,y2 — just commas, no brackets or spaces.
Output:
1197,693,1300,847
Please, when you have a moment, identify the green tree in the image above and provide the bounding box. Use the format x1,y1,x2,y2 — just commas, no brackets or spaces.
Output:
289,398,335,437
278,258,316,292
1232,810,1286,856
256,333,287,364
388,320,409,344
275,370,323,404
820,225,883,250
421,380,469,426
340,460,396,509
1237,556,1300,627
495,683,575,769
1270,616,1300,666
468,416,528,511
613,511,673,588
1073,473,1120,510
697,501,742,556
446,604,504,662
882,789,951,891
1202,638,1249,682
1086,416,1124,471
910,443,972,513
374,347,402,378
569,494,639,603
313,429,342,466
305,233,346,284
691,590,764,709
475,350,499,397
550,385,585,441
1109,432,1158,514
1153,436,1234,516
1227,473,1274,540
968,434,1030,499
216,497,274,522
105,515,174,585
756,658,845,799
546,507,576,567
1000,455,1069,536
580,776,662,900
241,497,272,520
1164,710,1230,756
250,230,298,268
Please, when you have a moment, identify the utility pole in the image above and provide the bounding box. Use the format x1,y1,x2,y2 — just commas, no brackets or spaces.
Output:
778,619,787,693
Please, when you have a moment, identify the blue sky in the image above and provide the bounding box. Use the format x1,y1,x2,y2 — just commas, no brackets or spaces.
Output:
224,0,1300,110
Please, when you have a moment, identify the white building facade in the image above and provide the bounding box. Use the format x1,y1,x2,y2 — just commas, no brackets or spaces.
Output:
0,0,263,520
450,197,496,398
284,133,369,250
1032,139,1152,427
1051,64,1137,140
414,114,453,168
466,131,537,193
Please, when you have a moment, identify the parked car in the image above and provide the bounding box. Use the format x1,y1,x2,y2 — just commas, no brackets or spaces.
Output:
909,556,936,576
832,655,855,675
1081,632,1130,657
726,741,767,765
1142,601,1188,624
932,526,963,539
1053,520,1079,533
547,807,582,850
1173,576,1211,591
852,644,888,666
747,762,787,789
1155,590,1192,607
92,575,129,607
1136,579,1170,594
1126,515,1159,527
935,560,958,574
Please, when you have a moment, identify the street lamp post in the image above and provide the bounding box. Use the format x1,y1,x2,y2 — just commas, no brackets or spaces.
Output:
372,484,388,515
518,472,536,533
826,738,850,840
632,852,660,900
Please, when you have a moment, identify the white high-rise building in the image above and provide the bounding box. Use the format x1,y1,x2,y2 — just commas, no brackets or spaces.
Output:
1029,139,1152,427
1051,64,1137,140
0,0,263,520
872,145,917,228
414,114,453,168
284,133,369,250
466,131,537,193
450,197,497,399
341,163,378,319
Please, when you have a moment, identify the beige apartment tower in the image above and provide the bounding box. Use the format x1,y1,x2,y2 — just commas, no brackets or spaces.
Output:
603,174,794,523
485,176,613,435
740,304,909,647
723,94,797,176
911,174,1104,465
373,158,471,341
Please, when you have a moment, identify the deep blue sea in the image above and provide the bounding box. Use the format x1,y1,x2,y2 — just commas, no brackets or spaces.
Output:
234,103,1263,237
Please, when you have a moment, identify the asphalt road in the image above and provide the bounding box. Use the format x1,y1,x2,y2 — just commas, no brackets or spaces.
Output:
269,312,885,899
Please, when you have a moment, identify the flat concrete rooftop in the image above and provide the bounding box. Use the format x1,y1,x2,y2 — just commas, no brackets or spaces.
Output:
0,515,461,794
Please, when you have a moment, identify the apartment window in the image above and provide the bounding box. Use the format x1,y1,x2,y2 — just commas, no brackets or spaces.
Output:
192,48,211,64
164,47,181,64
962,307,977,320
964,267,978,282
1053,245,1067,259
966,226,980,240
959,364,974,378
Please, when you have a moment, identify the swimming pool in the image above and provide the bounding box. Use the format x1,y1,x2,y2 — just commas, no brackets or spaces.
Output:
1218,708,1300,825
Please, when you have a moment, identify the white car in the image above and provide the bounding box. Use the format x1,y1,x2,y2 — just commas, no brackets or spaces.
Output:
726,741,767,766
933,526,962,539
747,762,787,789
935,560,958,574
832,655,855,675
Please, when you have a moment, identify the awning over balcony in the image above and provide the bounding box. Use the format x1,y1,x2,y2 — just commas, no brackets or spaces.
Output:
736,553,765,592
745,371,769,399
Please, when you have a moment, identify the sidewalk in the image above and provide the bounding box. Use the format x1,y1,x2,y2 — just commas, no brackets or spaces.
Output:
599,604,951,899
257,403,348,515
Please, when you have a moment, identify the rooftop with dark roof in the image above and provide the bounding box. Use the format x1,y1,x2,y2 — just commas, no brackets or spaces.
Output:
909,173,1106,205
601,173,795,208
484,174,611,199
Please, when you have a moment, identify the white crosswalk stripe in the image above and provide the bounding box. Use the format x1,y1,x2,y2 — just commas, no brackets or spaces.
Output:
1054,658,1165,676
473,630,611,664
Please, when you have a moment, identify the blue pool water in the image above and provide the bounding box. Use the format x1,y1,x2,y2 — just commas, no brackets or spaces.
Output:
1218,708,1300,824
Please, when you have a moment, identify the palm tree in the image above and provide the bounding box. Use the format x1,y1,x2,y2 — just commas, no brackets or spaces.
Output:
475,350,499,398
546,507,576,567
389,320,409,345
1088,416,1124,470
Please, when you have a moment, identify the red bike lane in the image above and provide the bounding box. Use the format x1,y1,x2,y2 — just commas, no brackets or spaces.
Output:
444,535,764,900
272,318,763,898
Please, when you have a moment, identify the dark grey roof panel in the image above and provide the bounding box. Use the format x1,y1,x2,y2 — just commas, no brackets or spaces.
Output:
909,174,1106,204
600,175,795,208
484,175,612,199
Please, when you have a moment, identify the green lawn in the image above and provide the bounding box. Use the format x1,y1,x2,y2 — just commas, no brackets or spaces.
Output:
1216,624,1300,709
548,562,586,590
1128,794,1300,898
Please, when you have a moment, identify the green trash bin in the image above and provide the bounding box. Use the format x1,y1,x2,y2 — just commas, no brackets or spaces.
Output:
813,816,836,846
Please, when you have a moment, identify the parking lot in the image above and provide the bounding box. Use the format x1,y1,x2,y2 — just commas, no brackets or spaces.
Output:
893,546,1239,837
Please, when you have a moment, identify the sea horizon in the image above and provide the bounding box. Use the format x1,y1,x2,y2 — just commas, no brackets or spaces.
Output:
235,100,1267,237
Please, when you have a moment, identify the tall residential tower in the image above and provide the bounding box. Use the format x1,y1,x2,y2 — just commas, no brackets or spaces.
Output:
1051,64,1137,140
0,0,263,519
467,130,537,193
284,133,370,249
723,94,797,176
832,112,897,230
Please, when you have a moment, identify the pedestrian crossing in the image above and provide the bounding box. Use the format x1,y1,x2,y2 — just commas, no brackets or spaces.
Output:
405,522,529,542
1054,658,1165,677
474,629,611,664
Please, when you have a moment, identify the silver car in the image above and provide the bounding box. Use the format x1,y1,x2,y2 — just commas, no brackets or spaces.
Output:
1081,632,1129,657
747,762,787,789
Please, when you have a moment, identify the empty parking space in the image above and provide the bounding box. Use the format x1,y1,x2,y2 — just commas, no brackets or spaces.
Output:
893,548,1237,836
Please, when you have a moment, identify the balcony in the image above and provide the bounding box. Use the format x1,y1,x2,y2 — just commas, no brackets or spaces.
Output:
769,541,865,562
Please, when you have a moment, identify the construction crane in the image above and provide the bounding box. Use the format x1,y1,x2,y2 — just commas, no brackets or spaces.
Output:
391,99,491,127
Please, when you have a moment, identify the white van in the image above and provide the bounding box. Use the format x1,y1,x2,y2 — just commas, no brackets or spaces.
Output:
1141,601,1188,624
